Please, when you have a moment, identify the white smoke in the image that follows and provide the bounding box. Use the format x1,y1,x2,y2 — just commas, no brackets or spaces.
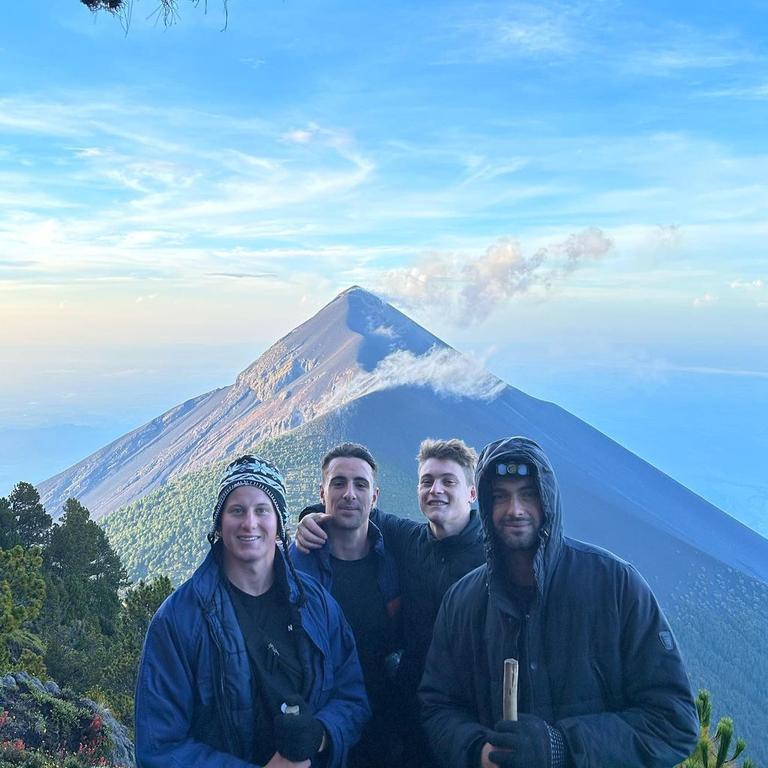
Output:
382,227,613,323
322,346,506,412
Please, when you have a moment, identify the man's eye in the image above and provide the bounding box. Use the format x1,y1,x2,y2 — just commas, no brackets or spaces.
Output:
419,479,432,486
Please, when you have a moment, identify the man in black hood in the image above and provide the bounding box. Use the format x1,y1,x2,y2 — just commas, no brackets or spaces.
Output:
420,436,698,768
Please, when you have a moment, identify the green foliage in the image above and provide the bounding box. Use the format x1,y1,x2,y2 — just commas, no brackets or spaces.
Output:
96,576,173,725
43,499,128,634
665,564,768,766
0,673,129,767
0,486,52,550
678,690,758,768
0,484,171,761
0,548,46,675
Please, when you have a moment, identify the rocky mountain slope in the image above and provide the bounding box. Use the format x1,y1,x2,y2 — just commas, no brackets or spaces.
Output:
38,287,443,519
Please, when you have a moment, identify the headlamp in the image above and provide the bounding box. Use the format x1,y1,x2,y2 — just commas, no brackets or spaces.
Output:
495,462,532,477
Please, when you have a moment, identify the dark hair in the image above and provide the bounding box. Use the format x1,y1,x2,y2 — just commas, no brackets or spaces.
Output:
321,442,377,479
418,438,478,484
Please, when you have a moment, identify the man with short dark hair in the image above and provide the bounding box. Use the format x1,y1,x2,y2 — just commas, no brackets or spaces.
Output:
420,436,699,768
296,437,486,767
290,443,402,768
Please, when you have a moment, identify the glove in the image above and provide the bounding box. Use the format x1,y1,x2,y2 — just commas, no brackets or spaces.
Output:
487,714,566,768
273,697,325,762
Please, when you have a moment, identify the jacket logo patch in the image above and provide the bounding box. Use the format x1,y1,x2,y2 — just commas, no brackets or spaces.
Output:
658,630,674,651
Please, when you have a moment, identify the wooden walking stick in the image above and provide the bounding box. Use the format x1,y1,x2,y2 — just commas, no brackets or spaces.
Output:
502,658,518,721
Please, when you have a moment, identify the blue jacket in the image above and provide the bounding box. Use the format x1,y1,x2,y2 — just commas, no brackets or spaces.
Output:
420,437,698,768
135,545,370,768
289,510,401,618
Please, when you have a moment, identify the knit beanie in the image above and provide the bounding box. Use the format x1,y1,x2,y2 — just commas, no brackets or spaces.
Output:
208,455,288,544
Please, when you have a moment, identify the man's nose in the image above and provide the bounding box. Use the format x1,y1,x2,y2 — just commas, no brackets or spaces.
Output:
343,482,356,498
511,496,527,516
428,480,442,494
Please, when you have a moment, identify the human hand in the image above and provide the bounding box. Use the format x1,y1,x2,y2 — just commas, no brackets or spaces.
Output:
486,714,557,768
481,741,509,768
273,699,325,762
295,512,330,553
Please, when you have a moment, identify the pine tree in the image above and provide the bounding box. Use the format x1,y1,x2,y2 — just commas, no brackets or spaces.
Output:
678,690,757,768
1,483,52,549
96,576,173,724
0,545,47,675
44,498,128,633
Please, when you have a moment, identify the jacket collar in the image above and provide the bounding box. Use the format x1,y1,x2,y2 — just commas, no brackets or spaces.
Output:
193,541,302,606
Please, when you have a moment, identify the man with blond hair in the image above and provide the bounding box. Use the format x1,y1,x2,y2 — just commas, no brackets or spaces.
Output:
297,437,485,767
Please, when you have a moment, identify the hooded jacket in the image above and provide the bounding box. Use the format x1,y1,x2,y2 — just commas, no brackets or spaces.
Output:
135,544,370,768
419,436,698,768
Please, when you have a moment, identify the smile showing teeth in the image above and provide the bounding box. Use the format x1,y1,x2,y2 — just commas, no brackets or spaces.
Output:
238,536,261,541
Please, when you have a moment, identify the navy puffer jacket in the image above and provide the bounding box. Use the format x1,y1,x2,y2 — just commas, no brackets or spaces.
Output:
420,436,698,768
135,545,370,768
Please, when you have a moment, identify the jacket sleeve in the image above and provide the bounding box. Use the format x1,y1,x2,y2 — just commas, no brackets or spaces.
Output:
369,507,421,564
419,594,490,768
134,603,257,768
556,565,699,767
312,591,372,768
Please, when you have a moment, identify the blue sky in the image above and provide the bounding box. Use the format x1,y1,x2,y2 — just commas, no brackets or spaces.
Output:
1,0,766,532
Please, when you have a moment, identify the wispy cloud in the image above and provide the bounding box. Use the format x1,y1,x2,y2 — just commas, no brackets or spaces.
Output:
702,83,768,100
730,279,764,290
444,1,590,62
693,293,718,307
322,347,506,411
381,227,613,324
0,95,378,285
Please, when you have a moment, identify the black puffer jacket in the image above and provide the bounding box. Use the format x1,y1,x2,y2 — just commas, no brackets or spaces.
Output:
370,507,485,695
420,436,698,768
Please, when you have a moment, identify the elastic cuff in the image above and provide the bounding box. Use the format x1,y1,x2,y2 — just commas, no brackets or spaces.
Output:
546,724,568,768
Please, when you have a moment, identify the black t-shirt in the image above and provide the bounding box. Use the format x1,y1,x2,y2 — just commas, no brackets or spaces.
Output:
331,551,401,767
228,580,304,765
330,551,392,708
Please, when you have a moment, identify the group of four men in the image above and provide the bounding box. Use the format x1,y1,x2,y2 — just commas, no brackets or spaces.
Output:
135,435,699,768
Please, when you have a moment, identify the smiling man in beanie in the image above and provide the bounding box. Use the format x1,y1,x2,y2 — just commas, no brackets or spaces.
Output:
419,436,698,768
135,454,370,768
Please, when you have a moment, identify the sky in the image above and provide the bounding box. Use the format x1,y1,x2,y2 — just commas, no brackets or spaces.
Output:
1,0,766,534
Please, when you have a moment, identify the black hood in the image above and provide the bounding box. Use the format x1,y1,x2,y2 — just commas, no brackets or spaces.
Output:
475,436,564,596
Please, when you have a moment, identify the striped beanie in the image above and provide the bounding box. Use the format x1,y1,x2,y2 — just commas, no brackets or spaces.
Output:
208,455,288,543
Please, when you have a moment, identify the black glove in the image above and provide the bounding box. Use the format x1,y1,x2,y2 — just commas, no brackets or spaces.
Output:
487,714,566,768
273,697,325,762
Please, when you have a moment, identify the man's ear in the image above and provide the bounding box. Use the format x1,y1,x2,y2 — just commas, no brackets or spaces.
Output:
371,486,380,509
319,482,326,505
